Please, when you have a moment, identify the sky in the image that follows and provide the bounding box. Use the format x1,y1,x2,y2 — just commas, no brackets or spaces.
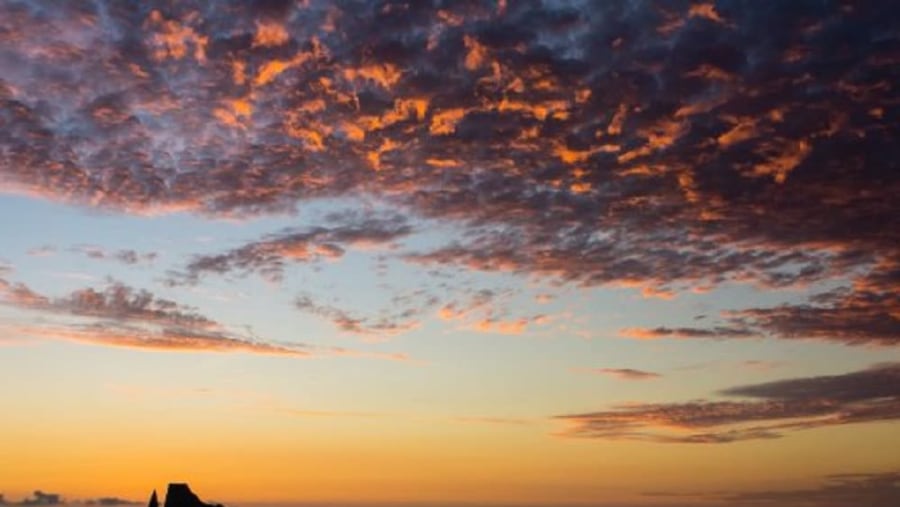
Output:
0,0,898,506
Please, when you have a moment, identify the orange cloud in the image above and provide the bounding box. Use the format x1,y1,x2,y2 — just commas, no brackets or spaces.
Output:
752,140,811,183
12,324,311,357
463,35,487,70
688,3,726,24
145,10,208,62
252,20,290,47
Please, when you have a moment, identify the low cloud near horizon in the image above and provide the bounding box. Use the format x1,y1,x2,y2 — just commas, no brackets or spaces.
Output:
555,363,900,443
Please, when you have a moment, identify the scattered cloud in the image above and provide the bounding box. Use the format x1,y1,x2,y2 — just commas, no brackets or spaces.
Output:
294,291,425,340
171,212,412,284
554,363,900,443
0,277,408,360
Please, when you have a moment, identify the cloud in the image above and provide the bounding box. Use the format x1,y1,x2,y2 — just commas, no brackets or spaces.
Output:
11,323,311,357
1,279,219,330
0,1,896,345
172,211,412,284
729,262,900,345
0,277,409,360
620,326,756,340
26,246,56,257
435,287,551,335
0,275,309,356
554,363,900,443
621,259,899,346
294,293,422,339
581,368,661,380
71,246,158,265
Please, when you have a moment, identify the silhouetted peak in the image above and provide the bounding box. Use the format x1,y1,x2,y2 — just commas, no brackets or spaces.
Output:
146,490,157,507
160,485,221,507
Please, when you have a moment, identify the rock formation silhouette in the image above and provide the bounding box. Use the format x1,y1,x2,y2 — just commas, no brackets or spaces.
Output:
147,485,221,507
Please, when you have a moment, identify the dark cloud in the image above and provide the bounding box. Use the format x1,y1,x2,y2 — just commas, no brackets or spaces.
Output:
554,363,900,443
730,261,900,345
0,1,896,344
720,362,900,402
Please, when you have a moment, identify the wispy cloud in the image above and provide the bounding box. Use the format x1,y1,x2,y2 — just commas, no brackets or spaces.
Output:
555,363,900,443
0,277,410,360
577,368,662,381
294,293,422,340
10,324,311,357
70,245,158,265
171,211,412,284
620,326,756,340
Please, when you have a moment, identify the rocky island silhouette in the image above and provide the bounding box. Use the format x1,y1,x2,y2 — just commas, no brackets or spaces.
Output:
147,485,222,507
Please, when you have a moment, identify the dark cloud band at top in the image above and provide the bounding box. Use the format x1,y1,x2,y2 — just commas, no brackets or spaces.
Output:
0,1,897,345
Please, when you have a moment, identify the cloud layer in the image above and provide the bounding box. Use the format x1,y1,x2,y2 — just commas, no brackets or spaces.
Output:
0,1,896,348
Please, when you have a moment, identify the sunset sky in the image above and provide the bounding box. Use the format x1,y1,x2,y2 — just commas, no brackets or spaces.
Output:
1,1,898,506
